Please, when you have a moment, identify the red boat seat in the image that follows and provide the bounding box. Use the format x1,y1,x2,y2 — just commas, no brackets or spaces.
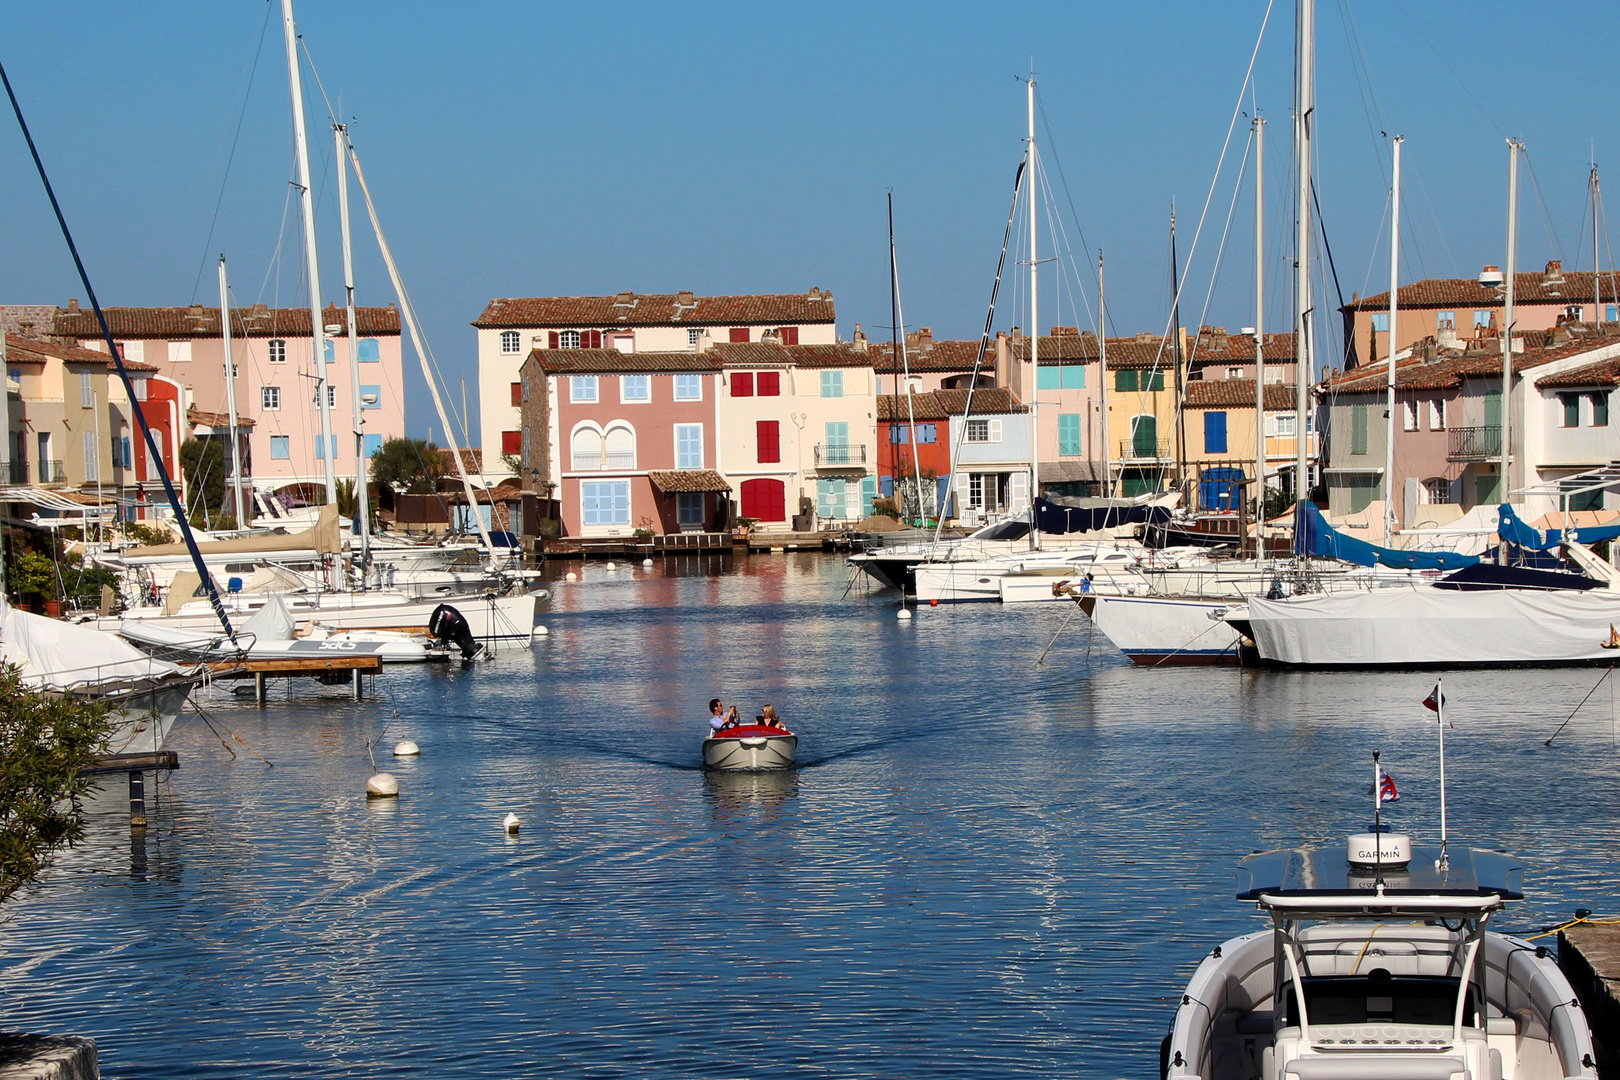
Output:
712,724,791,738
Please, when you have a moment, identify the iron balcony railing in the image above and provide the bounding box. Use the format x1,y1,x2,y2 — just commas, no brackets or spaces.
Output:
38,459,65,484
1119,438,1172,460
815,443,867,467
6,460,26,484
1448,425,1502,461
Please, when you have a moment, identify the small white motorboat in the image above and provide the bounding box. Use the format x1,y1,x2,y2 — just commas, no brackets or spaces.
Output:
702,724,797,771
1164,831,1598,1080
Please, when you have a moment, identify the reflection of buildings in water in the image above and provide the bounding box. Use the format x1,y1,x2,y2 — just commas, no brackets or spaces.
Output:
704,768,798,818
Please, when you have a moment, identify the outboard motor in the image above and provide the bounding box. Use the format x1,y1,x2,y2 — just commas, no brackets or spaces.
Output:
429,603,484,660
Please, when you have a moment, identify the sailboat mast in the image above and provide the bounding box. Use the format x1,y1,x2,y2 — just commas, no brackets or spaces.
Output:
888,193,926,524
281,0,337,505
217,256,248,528
1170,202,1185,492
1099,251,1111,499
1595,164,1603,322
335,123,371,577
1384,136,1403,545
1501,139,1521,506
1293,0,1315,537
1253,116,1266,567
1027,74,1041,549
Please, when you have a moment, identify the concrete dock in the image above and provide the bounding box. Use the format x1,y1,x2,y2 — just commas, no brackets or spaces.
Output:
1560,922,1620,1077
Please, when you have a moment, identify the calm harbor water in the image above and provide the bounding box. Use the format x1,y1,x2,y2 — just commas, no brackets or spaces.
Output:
5,552,1620,1078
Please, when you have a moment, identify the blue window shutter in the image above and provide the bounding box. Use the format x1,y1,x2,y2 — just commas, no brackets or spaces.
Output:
861,475,877,517
1058,413,1082,456
358,338,380,362
1062,365,1086,389
1037,366,1061,390
1204,411,1228,454
881,476,894,497
919,424,936,444
364,434,382,458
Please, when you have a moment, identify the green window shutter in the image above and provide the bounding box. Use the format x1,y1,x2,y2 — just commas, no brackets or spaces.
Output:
1131,415,1158,458
1594,392,1610,427
1149,371,1165,392
1057,413,1082,457
860,474,877,517
1475,472,1500,507
1115,369,1137,392
1037,366,1061,390
1484,390,1502,430
1350,475,1376,513
1351,404,1369,455
1562,393,1581,428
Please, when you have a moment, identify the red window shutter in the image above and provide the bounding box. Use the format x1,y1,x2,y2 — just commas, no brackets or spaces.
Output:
588,330,602,349
732,372,754,397
729,327,750,343
756,420,780,463
780,327,799,346
741,478,787,521
549,331,559,349
510,382,523,406
757,371,780,396
501,430,521,454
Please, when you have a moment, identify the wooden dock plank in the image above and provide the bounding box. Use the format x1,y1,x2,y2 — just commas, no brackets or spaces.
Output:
1561,924,1619,1077
205,655,382,678
80,751,178,776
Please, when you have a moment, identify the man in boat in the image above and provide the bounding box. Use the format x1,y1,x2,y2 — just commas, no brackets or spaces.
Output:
707,699,740,731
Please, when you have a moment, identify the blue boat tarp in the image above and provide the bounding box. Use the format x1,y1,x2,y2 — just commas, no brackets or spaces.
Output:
1034,498,1173,534
1295,501,1479,571
1496,504,1620,552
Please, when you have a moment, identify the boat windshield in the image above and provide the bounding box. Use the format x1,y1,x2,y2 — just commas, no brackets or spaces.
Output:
969,520,1031,541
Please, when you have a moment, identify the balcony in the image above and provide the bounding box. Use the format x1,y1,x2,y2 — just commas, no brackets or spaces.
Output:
1118,438,1172,461
6,460,26,485
1448,425,1502,461
38,460,65,484
569,451,637,471
814,443,867,468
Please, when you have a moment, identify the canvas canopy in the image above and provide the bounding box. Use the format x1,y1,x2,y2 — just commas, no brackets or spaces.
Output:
1,595,183,691
128,504,340,559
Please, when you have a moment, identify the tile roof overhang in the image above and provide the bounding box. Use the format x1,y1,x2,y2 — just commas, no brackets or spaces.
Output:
186,405,256,429
53,303,400,340
1187,332,1299,365
712,342,872,368
473,291,836,329
647,469,731,494
1343,271,1620,312
1325,330,1620,395
877,387,1025,419
1536,358,1620,389
1184,379,1300,409
528,349,719,374
5,334,158,371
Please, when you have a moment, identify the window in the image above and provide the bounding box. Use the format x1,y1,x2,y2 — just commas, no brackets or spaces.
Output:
79,371,93,408
314,436,339,460
620,375,650,402
674,374,702,401
732,372,754,397
757,371,781,396
1227,367,1243,379
1424,477,1451,504
916,423,936,444
890,425,910,444
324,339,335,363
315,386,336,407
1437,310,1455,330
604,424,635,468
688,328,703,347
1274,414,1297,437
1571,486,1605,512
358,338,380,362
1593,392,1610,427
559,330,582,349
571,427,603,470
677,493,705,527
965,418,990,443
1038,366,1061,390
501,430,522,455
121,341,145,363
1608,305,1618,323
364,434,382,458
675,423,703,468
740,477,786,521
271,436,290,460
168,341,192,362
1484,390,1502,432
1351,404,1369,455
1561,392,1581,428
522,429,530,468
1147,371,1165,391
268,339,286,363
1370,312,1389,332
1403,400,1418,431
581,480,631,525
501,330,521,353
261,386,282,411
777,327,799,346
1475,472,1500,506
729,328,750,343
756,420,780,463
820,370,844,398
1037,365,1087,390
1473,310,1492,329
133,377,148,401
1203,411,1227,454
119,436,133,469
511,382,523,407
1058,413,1082,457
1429,400,1445,430
1115,369,1138,392
223,364,238,378
570,376,598,403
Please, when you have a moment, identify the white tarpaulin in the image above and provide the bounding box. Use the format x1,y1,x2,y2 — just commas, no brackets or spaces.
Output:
1,596,184,690
1245,587,1620,666
239,595,295,643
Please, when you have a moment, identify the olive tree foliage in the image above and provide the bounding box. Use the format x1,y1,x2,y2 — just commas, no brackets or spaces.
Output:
0,666,115,905
369,437,443,495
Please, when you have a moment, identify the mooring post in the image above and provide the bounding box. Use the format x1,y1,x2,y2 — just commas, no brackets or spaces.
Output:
351,666,362,701
128,769,146,828
255,671,267,704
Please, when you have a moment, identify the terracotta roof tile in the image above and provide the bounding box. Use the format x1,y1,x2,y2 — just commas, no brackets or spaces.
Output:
525,348,720,374
869,339,988,372
472,290,835,329
712,342,872,369
5,334,158,372
647,469,731,493
1536,357,1620,389
876,387,1025,421
1324,327,1620,394
53,303,400,340
1184,379,1299,409
1344,270,1620,312
186,405,256,429
1187,331,1298,365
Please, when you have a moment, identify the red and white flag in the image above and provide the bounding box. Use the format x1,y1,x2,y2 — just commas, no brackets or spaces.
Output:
1375,765,1400,807
1422,684,1445,712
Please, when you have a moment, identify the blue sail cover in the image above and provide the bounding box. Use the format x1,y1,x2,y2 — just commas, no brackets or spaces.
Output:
1295,501,1479,571
1496,503,1620,552
1033,497,1172,534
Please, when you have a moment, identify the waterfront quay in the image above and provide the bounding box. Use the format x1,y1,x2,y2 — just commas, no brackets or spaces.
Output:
4,552,1618,1078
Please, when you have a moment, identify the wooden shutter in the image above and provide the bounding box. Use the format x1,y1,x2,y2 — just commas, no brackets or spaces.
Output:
989,418,1003,443
756,420,780,463
757,371,780,396
730,327,750,343
502,431,521,454
1204,411,1227,454
510,382,523,407
549,331,559,349
780,327,799,346
732,372,754,397
1009,471,1029,514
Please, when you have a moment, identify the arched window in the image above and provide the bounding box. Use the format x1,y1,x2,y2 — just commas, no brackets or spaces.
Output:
571,424,604,471
1423,477,1452,505
603,423,636,469
500,330,521,354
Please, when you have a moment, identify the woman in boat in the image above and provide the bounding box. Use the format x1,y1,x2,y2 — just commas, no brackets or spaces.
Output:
759,704,786,730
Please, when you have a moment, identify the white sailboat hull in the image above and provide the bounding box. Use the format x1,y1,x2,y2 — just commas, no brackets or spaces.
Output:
1089,594,1244,664
104,592,537,644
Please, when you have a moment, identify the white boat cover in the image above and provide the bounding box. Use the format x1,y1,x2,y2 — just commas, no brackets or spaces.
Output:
240,594,296,642
1,596,184,690
1245,587,1620,666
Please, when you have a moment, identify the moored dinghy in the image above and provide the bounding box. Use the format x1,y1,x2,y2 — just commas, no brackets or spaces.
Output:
702,723,797,771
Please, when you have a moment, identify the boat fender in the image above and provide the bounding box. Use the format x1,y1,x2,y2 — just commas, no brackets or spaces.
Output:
429,603,481,660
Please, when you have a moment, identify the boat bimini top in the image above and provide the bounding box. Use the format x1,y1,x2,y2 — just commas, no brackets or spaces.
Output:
1238,839,1523,920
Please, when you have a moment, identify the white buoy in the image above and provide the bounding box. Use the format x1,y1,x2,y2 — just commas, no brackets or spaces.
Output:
896,608,913,621
504,812,521,834
366,773,399,798
534,625,549,637
605,561,617,571
393,740,420,757
642,558,653,567
565,571,578,582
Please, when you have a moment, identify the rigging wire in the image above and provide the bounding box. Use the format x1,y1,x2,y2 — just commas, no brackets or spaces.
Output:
1520,149,1565,263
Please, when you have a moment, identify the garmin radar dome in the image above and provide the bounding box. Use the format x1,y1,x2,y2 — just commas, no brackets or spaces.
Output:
1346,830,1412,870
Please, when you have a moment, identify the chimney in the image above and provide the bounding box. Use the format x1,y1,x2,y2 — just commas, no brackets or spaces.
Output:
1546,259,1564,280
188,303,205,317
1552,323,1572,346
1438,322,1459,351
676,290,695,306
531,335,544,349
613,291,634,306
1011,325,1023,345
852,323,867,352
916,327,932,348
994,330,1011,391
1211,326,1228,351
761,328,782,345
696,329,714,353
67,298,79,313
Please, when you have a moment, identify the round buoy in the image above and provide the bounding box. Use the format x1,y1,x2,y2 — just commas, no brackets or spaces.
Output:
393,740,420,757
930,598,939,607
534,625,549,637
642,558,653,567
896,608,913,621
605,561,617,571
504,812,521,834
366,773,399,798
565,572,578,582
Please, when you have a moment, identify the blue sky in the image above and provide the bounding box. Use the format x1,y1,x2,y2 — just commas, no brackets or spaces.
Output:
2,2,1617,442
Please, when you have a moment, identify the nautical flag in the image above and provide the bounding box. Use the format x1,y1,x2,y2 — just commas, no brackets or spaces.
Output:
1371,765,1400,806
1422,684,1445,712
